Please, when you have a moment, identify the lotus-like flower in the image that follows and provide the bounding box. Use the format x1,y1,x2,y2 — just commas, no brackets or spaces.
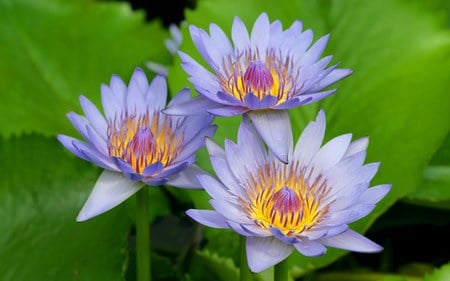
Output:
165,12,351,162
58,68,216,221
186,110,390,273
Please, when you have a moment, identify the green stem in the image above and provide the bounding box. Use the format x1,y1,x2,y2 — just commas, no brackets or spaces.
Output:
274,258,289,281
240,236,252,281
136,188,151,281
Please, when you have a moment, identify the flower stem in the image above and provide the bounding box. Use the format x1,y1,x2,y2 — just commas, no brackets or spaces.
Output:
240,236,252,281
274,258,289,281
136,188,151,281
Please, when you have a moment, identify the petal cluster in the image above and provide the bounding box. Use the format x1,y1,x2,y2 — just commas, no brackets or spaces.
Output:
165,12,351,117
58,68,216,220
187,110,390,272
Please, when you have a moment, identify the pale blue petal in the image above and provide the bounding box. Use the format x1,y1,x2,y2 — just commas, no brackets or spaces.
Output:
197,174,233,199
298,34,330,66
294,239,327,257
186,209,229,228
145,74,167,111
250,13,270,60
101,84,123,121
318,229,383,253
166,164,208,189
293,109,326,166
163,95,223,116
249,110,292,163
344,137,369,158
207,106,248,116
359,184,391,204
79,95,107,137
231,16,250,52
210,198,251,224
246,236,294,273
57,135,90,161
77,171,144,222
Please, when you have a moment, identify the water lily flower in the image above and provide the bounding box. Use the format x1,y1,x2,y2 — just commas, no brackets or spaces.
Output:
186,110,390,273
164,12,351,163
58,68,216,221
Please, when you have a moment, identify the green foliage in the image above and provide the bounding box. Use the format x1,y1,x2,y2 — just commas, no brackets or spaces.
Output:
423,262,450,281
0,135,132,280
167,0,450,277
0,0,169,137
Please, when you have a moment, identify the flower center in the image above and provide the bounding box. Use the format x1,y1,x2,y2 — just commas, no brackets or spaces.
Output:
243,61,274,96
108,112,183,174
217,50,299,106
244,163,330,236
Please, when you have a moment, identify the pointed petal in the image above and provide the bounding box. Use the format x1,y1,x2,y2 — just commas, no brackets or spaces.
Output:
163,95,222,116
250,13,270,60
344,137,369,158
79,95,107,137
359,184,391,204
142,162,164,177
294,240,327,257
293,109,326,165
196,174,232,199
57,135,90,161
145,74,167,111
186,209,229,228
310,133,352,172
166,164,208,189
246,236,294,273
318,229,383,253
249,110,292,163
231,16,250,51
76,171,144,222
207,106,248,116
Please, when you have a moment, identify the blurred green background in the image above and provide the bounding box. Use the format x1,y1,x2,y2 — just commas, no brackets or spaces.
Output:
0,0,449,280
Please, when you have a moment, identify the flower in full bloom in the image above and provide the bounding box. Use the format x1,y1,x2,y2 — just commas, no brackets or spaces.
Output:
186,110,390,273
58,68,216,221
165,12,352,162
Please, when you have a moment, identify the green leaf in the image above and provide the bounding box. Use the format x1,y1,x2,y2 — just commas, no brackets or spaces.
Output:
0,135,132,281
168,0,450,276
0,0,169,137
190,250,239,281
423,262,450,281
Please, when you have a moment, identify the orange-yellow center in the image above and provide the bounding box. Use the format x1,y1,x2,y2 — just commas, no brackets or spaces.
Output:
244,163,330,236
108,112,183,174
217,50,299,105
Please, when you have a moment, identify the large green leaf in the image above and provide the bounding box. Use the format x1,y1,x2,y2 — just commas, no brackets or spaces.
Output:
423,262,450,281
0,135,132,281
0,0,169,137
167,0,450,276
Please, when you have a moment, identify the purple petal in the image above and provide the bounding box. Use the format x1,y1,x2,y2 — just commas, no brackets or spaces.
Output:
270,227,298,244
167,88,191,107
186,209,229,228
209,23,233,57
209,155,244,198
344,137,369,158
310,133,352,172
176,125,217,161
76,171,144,222
273,97,311,110
205,138,226,158
163,95,222,116
66,112,89,140
227,220,255,236
189,25,212,63
311,69,352,92
207,106,248,116
126,68,148,113
73,140,116,170
166,164,208,189
196,174,232,199
145,74,167,111
57,135,90,161
217,91,243,105
142,162,164,177
79,95,107,137
246,236,294,273
224,139,253,183
318,229,383,253
237,115,268,165
293,109,326,166
250,13,270,60
231,16,250,52
302,224,348,240
244,93,278,109
298,89,337,105
109,74,127,100
294,239,327,257
209,198,251,224
359,184,391,205
101,84,123,121
298,34,330,66
249,110,292,163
